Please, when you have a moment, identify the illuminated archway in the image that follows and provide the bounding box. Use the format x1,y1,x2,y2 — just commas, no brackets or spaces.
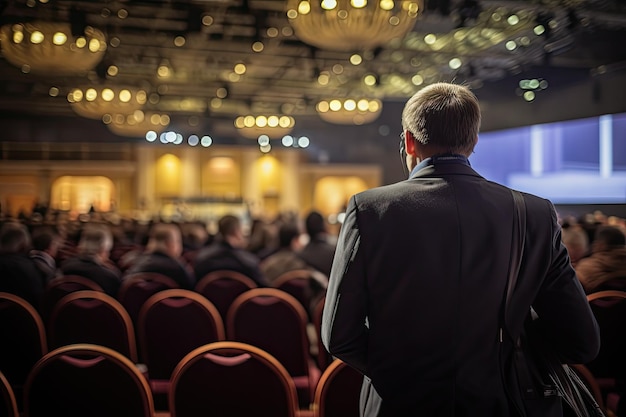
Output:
51,176,115,213
313,176,368,216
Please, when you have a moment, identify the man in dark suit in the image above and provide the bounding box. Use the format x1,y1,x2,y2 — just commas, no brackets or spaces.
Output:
60,224,122,296
193,215,267,287
124,222,195,289
321,83,600,416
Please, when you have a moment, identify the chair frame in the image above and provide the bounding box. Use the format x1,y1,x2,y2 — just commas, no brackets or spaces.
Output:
194,270,258,320
169,341,299,417
46,275,104,292
0,370,19,417
118,272,180,301
587,290,626,302
43,275,104,321
23,343,154,417
195,270,258,293
0,292,48,354
313,359,362,417
48,290,138,362
227,288,319,405
137,288,226,362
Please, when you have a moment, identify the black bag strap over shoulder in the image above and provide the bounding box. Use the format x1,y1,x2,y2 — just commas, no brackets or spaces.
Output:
500,189,606,417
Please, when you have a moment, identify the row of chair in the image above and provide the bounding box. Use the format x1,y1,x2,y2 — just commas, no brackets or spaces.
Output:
1,285,327,410
0,343,362,417
43,268,320,325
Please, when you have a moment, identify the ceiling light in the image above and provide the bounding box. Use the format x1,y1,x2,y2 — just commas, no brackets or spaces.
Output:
235,114,296,139
316,98,382,125
287,0,421,52
0,22,106,75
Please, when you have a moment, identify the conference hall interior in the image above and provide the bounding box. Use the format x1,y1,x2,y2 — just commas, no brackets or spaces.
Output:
1,0,626,416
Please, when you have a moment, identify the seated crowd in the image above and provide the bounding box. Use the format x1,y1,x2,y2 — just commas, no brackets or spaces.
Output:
0,209,336,316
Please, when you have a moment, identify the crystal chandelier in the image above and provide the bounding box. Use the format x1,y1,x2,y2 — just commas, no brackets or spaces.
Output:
234,115,296,139
0,22,106,75
316,98,382,125
286,0,422,52
68,86,148,120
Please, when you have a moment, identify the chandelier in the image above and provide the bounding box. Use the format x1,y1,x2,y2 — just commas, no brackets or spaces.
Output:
103,111,170,138
0,22,106,75
68,86,148,120
234,115,296,139
286,0,422,52
316,98,382,125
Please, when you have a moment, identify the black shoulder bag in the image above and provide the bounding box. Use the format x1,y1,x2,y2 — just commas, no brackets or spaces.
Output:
501,189,606,417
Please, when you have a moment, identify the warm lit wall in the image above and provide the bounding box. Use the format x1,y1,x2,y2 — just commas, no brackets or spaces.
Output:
201,154,241,198
0,175,38,216
50,176,115,213
299,163,382,218
154,153,182,198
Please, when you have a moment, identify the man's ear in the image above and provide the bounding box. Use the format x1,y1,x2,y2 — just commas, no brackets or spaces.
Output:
404,130,416,156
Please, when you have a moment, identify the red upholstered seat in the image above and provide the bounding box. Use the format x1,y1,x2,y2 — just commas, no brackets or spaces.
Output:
118,272,179,325
48,290,137,362
137,289,225,401
313,359,362,417
169,341,299,417
227,288,321,408
24,344,154,417
0,292,47,412
194,270,257,321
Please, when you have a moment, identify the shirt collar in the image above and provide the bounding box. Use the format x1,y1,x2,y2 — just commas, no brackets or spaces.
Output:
408,154,471,178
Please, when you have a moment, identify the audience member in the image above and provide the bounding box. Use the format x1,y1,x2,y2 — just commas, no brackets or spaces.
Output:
260,221,308,284
29,225,61,283
181,221,210,264
575,225,626,293
124,223,195,289
60,224,122,296
561,224,590,267
193,214,267,286
0,222,45,308
299,210,336,277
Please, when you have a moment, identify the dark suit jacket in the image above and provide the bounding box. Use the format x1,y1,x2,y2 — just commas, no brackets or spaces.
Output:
125,251,195,289
0,253,45,310
321,157,600,417
193,241,267,287
60,255,122,297
299,236,336,277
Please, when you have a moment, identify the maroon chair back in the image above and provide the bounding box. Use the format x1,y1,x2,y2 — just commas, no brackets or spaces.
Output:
0,293,47,412
273,270,314,315
48,290,137,362
194,270,257,320
314,359,362,417
0,370,18,417
137,289,225,391
24,344,154,417
313,296,332,371
586,291,626,381
118,272,180,325
227,288,321,407
42,275,104,322
170,342,298,417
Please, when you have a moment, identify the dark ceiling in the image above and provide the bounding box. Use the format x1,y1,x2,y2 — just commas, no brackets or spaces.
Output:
1,0,626,143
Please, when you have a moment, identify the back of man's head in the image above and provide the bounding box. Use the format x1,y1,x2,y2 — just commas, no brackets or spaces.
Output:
278,222,301,249
305,211,325,238
402,82,481,156
593,226,626,250
0,222,31,254
78,224,113,257
218,215,241,238
148,223,182,257
31,226,60,253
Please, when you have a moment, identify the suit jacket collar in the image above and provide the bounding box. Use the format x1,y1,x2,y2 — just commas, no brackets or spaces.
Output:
409,156,482,180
